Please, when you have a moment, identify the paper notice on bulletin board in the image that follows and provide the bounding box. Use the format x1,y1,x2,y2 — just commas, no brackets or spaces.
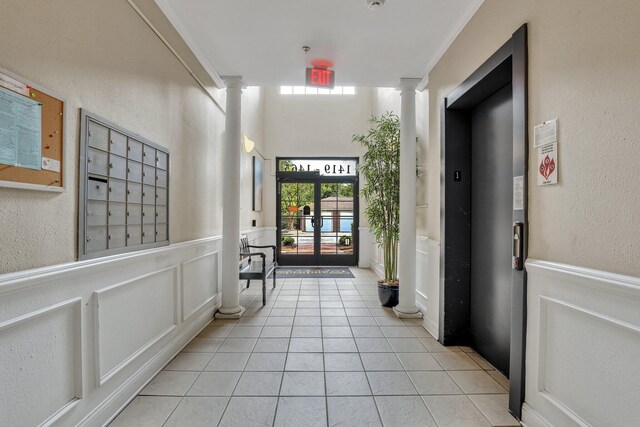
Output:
0,73,29,96
0,86,42,170
537,142,558,186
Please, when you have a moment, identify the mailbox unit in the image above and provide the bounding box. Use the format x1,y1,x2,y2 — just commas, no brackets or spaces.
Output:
79,110,169,259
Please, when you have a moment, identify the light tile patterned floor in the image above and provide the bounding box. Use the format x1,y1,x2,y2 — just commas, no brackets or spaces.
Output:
110,268,520,427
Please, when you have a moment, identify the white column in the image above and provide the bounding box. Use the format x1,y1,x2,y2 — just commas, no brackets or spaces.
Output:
216,76,246,319
394,78,423,319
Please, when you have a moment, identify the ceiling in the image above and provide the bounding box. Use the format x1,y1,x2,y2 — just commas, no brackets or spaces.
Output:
155,0,483,88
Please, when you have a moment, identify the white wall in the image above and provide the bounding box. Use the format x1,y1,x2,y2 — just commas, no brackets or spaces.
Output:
262,87,373,228
262,86,376,267
0,1,268,425
0,227,270,427
523,260,640,427
0,0,264,274
371,88,437,335
422,0,640,425
371,88,430,232
240,86,266,230
427,0,640,277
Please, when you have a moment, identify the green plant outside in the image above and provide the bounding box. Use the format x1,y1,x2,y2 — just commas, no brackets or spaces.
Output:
339,235,352,246
281,236,295,246
353,112,400,284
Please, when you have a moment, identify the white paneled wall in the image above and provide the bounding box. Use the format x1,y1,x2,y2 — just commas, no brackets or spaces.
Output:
416,237,440,339
522,260,640,427
181,252,220,322
357,226,373,269
0,228,271,427
94,267,180,386
0,298,82,426
365,229,440,337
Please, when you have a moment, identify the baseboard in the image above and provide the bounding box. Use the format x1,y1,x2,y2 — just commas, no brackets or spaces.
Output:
521,403,553,427
370,260,384,279
80,303,218,427
415,297,427,315
423,316,439,340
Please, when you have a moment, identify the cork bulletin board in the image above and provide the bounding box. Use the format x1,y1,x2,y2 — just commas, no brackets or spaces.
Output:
0,68,65,192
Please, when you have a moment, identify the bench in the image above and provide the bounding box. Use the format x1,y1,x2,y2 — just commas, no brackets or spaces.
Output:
239,235,277,306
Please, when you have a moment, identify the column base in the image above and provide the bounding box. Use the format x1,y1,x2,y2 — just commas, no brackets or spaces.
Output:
393,305,423,319
215,305,246,319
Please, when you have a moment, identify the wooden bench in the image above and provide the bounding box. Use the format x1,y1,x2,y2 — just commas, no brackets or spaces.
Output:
239,236,277,306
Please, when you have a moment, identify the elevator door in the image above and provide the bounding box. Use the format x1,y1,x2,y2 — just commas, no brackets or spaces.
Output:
470,83,513,376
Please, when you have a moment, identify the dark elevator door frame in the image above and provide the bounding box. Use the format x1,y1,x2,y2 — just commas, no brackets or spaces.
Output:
439,25,528,419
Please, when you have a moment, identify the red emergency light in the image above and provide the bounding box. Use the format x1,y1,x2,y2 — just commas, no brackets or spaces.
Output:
305,67,335,89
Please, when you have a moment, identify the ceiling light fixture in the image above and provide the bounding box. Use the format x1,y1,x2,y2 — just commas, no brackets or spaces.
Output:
367,0,385,11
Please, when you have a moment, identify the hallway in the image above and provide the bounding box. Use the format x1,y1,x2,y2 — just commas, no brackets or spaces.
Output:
111,269,517,427
2,1,640,426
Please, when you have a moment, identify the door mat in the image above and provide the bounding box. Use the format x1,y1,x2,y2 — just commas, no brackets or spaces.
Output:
270,267,354,279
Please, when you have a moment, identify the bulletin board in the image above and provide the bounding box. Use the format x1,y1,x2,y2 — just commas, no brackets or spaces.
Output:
0,69,64,191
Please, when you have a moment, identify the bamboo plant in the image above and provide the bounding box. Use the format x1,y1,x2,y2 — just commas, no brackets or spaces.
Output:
353,112,400,285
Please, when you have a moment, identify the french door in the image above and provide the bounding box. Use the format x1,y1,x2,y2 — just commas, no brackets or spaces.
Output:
276,158,358,266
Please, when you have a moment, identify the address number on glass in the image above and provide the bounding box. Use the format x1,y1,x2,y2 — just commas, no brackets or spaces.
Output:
278,159,357,176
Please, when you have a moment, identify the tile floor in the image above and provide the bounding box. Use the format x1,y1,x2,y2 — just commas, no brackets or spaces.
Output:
110,268,520,427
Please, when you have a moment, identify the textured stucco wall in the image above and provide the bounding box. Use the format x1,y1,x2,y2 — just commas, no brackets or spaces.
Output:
427,0,640,276
0,0,263,274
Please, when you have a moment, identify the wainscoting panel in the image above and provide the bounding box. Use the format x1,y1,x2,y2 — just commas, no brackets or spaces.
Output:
416,244,429,312
94,267,179,385
524,260,640,427
417,237,440,339
182,251,219,322
358,226,373,269
0,228,273,427
0,298,82,427
364,228,385,279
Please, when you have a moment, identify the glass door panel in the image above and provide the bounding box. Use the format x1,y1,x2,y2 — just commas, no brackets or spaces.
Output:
320,183,338,255
318,182,355,260
278,182,317,261
336,183,355,256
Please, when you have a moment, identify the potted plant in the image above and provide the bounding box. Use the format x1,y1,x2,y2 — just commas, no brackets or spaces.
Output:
353,112,400,307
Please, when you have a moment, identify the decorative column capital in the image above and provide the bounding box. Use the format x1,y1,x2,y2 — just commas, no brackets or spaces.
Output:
397,78,422,93
222,76,246,90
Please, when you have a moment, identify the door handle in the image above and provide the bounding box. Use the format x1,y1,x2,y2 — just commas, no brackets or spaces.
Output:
513,222,524,270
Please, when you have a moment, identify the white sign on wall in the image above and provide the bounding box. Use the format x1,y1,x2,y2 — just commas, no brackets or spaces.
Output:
513,175,524,210
534,118,557,147
537,141,558,186
535,119,559,186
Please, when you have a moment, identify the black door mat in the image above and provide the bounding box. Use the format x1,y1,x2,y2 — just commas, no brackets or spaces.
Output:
270,267,355,279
